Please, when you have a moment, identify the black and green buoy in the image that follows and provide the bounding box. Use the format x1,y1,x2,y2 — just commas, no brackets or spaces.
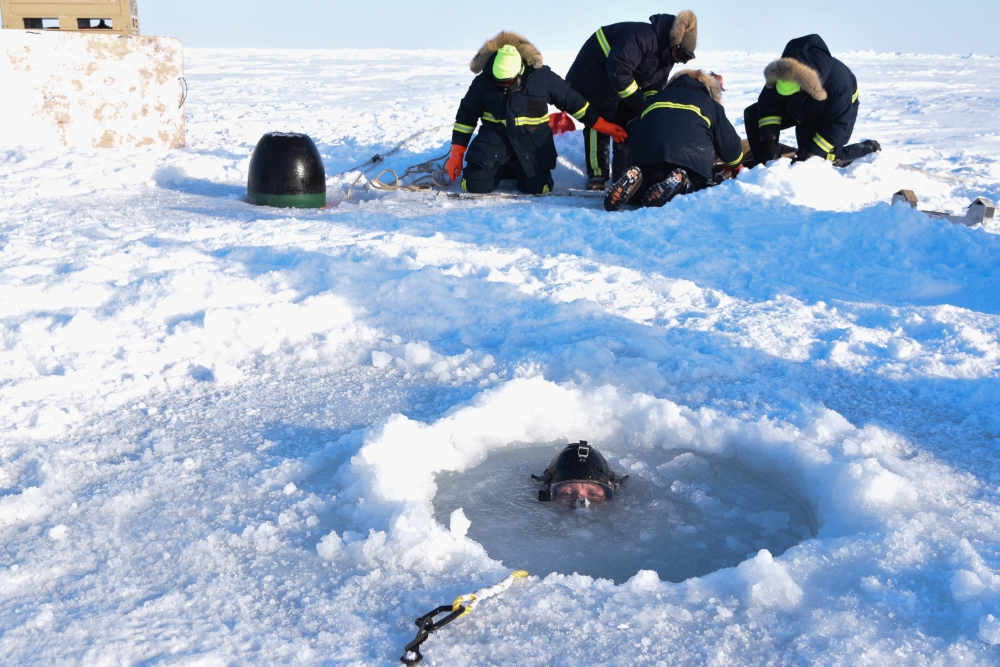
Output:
247,132,326,208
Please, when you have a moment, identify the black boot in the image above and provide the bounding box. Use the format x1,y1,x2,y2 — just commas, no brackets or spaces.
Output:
604,167,643,212
640,169,688,207
586,176,607,191
832,139,882,168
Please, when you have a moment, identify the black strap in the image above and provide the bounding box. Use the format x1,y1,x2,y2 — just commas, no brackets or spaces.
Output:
400,605,466,665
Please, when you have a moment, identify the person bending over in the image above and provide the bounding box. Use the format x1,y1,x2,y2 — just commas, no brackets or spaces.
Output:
534,441,626,503
565,11,698,190
445,33,626,195
744,34,880,168
605,69,743,211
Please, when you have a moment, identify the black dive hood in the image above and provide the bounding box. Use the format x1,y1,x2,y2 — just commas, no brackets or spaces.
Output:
534,441,626,501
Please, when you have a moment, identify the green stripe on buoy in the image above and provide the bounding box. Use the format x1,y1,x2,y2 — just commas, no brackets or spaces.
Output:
247,192,326,208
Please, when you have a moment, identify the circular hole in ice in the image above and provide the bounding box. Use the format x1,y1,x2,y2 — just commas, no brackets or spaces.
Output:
433,446,817,584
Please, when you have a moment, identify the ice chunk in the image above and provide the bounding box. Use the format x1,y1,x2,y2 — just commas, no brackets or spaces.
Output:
236,523,281,553
449,508,471,538
980,615,1000,645
629,570,661,592
737,549,803,611
951,569,986,601
317,531,343,560
371,350,392,369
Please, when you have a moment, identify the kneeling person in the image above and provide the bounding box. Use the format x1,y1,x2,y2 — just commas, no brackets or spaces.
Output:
446,33,626,195
534,441,626,503
744,34,880,168
605,70,743,211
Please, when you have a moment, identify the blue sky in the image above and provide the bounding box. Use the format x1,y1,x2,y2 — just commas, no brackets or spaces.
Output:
142,1,999,55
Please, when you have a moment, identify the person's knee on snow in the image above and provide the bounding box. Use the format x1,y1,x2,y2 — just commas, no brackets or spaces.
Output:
517,173,554,195
461,161,508,193
461,175,501,194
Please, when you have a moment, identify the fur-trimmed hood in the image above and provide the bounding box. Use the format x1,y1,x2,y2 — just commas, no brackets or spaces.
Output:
648,11,697,57
668,10,697,49
667,69,722,102
763,34,832,101
470,31,543,74
764,58,827,101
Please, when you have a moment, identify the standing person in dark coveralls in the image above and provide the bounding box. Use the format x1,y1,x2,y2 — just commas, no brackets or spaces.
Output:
445,32,627,195
744,34,881,168
565,11,699,190
605,70,744,211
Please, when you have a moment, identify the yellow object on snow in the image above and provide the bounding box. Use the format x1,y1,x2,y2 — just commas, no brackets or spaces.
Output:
453,570,529,617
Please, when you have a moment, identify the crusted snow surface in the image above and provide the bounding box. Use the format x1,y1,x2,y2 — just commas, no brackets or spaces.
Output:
1,47,1000,664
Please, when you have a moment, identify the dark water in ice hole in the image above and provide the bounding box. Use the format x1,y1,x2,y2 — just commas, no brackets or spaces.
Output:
433,446,817,584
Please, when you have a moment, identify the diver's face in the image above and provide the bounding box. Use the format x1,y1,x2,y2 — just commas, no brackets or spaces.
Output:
553,482,607,502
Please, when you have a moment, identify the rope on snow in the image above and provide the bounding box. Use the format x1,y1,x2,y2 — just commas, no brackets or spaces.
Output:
451,569,529,618
897,163,976,184
400,570,529,665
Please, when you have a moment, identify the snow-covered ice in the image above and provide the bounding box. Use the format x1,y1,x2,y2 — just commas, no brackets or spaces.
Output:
2,46,1000,664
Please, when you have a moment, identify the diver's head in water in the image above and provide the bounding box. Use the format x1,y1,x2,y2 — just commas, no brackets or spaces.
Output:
535,441,626,502
553,481,607,501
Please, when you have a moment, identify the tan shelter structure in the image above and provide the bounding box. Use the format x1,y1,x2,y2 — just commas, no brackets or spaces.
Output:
1,0,139,35
0,29,185,148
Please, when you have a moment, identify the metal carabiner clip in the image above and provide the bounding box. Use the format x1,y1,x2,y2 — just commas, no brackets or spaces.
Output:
400,605,466,665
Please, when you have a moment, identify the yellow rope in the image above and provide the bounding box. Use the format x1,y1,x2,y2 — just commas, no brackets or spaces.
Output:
451,570,529,618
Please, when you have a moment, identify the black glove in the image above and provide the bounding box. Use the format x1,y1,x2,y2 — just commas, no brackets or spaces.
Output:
862,139,882,154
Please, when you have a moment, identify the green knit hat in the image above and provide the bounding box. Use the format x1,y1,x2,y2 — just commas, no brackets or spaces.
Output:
776,78,802,96
492,45,523,80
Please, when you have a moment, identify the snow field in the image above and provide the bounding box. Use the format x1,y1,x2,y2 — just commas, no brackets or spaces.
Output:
0,47,1000,663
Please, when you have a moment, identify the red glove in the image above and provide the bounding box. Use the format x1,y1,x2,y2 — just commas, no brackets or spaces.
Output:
548,112,577,135
593,117,627,144
445,144,467,183
722,162,743,180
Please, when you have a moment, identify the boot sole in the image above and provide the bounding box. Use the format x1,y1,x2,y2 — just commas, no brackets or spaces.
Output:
641,172,687,208
604,169,643,212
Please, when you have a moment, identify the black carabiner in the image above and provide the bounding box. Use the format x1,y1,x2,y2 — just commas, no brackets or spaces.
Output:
400,604,466,665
